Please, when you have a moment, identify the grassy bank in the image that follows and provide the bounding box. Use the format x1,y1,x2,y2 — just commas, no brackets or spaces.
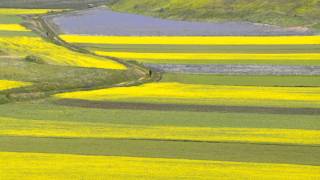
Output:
108,0,320,31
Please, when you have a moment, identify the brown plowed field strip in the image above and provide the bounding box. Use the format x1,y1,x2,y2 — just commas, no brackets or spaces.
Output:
56,99,320,115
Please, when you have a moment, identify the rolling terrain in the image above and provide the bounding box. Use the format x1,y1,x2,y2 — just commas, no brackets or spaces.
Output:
107,0,320,32
0,1,319,179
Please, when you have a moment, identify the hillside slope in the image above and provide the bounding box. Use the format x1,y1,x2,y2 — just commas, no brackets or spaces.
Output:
107,0,320,31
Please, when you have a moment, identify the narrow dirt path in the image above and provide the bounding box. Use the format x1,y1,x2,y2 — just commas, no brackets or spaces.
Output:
4,11,161,103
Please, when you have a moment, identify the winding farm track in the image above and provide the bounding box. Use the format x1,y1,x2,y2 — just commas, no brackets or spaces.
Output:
16,11,162,96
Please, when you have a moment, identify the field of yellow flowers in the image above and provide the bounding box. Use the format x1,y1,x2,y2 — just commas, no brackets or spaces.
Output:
60,35,320,45
0,6,320,179
61,35,320,65
0,36,126,69
1,152,320,179
0,80,31,90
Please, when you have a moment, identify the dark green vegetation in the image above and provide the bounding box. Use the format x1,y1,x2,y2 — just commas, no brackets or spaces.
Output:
108,0,320,31
162,73,320,87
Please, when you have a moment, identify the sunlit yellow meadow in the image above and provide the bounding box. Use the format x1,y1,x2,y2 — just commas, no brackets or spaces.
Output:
1,152,319,179
60,35,320,45
0,24,30,31
55,82,320,107
95,51,320,61
2,117,319,145
0,80,31,90
0,36,126,70
0,8,63,15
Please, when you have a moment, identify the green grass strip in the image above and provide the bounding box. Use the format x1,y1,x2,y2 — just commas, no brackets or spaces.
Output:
0,136,319,165
0,15,23,24
0,102,320,130
0,30,37,37
81,44,320,53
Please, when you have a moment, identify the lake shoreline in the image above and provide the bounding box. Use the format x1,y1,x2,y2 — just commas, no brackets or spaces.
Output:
49,7,314,36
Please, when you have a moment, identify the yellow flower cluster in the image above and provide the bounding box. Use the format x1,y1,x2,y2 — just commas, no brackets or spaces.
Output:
60,35,320,45
0,8,63,15
0,24,30,32
1,152,319,179
0,37,126,70
95,51,320,61
55,82,320,107
0,80,31,91
2,117,319,145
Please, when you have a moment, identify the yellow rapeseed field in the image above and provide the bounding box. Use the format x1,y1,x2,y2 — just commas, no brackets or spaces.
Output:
55,82,320,107
1,117,320,145
0,8,63,15
0,36,126,70
95,51,320,61
0,24,30,31
1,152,319,179
0,80,31,90
60,35,320,45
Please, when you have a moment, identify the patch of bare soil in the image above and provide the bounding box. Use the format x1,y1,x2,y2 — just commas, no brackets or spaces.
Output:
145,64,320,75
